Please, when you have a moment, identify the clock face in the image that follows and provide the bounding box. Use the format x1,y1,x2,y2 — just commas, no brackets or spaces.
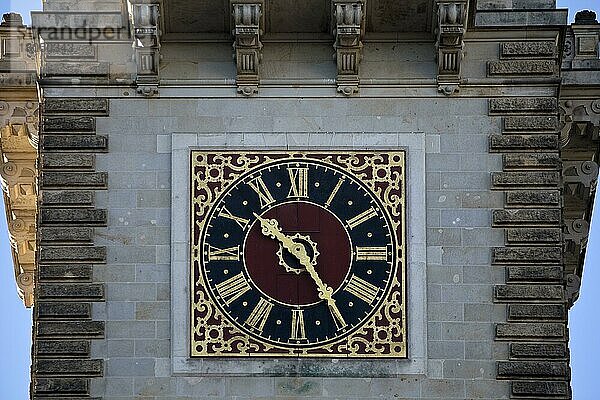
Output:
191,151,406,358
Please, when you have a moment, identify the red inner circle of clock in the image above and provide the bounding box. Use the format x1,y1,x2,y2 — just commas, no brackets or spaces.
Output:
244,202,351,306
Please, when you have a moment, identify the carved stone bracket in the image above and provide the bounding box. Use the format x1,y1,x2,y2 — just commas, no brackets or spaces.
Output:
129,1,161,96
0,117,38,307
332,0,365,96
562,11,600,70
559,99,600,148
231,1,263,96
435,1,467,96
563,160,599,198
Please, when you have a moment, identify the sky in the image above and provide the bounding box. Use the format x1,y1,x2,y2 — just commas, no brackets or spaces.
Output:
0,0,598,399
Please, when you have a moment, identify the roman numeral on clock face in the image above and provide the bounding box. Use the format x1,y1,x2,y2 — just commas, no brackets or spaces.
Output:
206,244,240,261
346,206,377,230
219,206,250,230
355,246,388,261
245,298,273,333
345,274,379,305
247,176,276,208
328,301,347,330
325,177,344,208
290,309,306,340
288,167,309,198
215,273,251,305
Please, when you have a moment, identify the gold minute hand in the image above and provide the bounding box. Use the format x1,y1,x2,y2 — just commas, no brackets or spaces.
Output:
253,213,346,329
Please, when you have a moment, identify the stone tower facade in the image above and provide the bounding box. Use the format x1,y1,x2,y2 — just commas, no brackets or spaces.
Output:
0,1,599,399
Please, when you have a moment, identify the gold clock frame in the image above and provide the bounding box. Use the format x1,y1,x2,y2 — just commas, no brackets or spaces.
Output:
190,150,407,358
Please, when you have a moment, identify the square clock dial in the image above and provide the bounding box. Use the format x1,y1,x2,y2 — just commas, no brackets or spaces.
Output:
190,151,407,358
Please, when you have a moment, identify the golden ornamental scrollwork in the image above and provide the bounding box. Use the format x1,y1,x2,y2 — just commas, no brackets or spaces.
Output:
191,151,407,358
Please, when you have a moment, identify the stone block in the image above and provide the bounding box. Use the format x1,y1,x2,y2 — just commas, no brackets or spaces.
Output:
45,43,96,59
42,153,95,170
496,322,565,339
41,190,95,206
488,60,556,75
493,246,561,263
36,320,103,339
508,304,565,320
503,153,560,169
428,341,465,359
105,321,156,339
512,380,569,397
489,134,558,151
427,228,462,246
43,116,95,132
40,227,94,242
36,340,90,357
43,61,109,77
510,343,566,358
34,378,88,394
491,172,560,188
505,190,560,207
40,209,107,225
276,377,323,396
38,283,104,299
501,41,557,58
136,190,170,208
37,302,91,319
135,302,169,320
421,379,466,398
42,135,108,152
39,246,107,263
134,339,170,358
34,359,103,376
38,265,93,282
41,172,108,189
492,209,561,225
44,98,108,114
443,360,496,379
497,360,567,378
489,97,557,113
506,228,561,243
506,266,563,282
504,116,558,131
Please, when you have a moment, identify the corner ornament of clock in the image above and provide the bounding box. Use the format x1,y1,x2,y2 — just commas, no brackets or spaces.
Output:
191,150,407,358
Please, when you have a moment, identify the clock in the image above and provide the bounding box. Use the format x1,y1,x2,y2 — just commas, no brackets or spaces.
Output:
191,151,406,357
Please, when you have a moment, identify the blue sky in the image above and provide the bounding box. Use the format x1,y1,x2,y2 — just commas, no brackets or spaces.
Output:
0,0,598,398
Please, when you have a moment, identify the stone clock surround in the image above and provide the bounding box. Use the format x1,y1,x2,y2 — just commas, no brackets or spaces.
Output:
170,131,427,376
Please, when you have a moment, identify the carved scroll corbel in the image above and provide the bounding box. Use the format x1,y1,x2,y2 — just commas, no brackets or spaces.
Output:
333,0,365,96
129,1,161,97
435,0,467,96
559,99,600,148
231,1,263,96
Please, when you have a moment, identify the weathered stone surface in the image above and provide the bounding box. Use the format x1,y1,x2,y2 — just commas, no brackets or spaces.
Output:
37,302,91,319
493,246,561,263
507,266,563,282
42,62,109,77
506,228,561,243
42,153,95,169
512,381,569,397
35,359,103,376
495,285,564,301
43,116,95,132
44,99,107,114
488,60,556,75
503,153,560,169
493,209,561,225
489,134,559,151
45,43,96,59
497,360,567,378
40,209,107,225
40,227,94,242
38,265,93,282
34,378,88,394
496,323,565,339
36,340,90,356
38,283,104,299
489,97,557,113
492,171,559,187
36,321,104,337
41,172,108,189
42,135,108,151
510,342,566,358
501,41,557,58
504,116,558,131
508,304,565,320
505,190,560,206
41,191,95,206
39,246,107,263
